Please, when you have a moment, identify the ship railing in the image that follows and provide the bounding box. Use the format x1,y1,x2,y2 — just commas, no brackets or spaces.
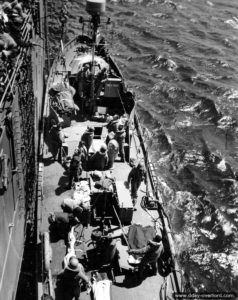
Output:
133,112,183,295
0,11,32,108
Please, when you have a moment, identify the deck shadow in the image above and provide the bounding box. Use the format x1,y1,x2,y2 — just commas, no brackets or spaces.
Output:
114,268,157,289
44,156,55,166
113,270,143,288
55,174,69,196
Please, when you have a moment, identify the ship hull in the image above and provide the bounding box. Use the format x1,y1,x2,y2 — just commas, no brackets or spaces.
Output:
0,1,47,299
38,15,182,300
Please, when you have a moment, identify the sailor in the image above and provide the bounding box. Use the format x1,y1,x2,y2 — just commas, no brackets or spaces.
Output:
58,255,90,300
73,205,91,228
48,211,80,239
67,151,82,189
115,124,126,162
48,121,65,162
128,234,164,279
95,67,108,98
81,125,94,153
97,37,108,57
77,140,87,169
127,162,147,208
106,114,119,133
77,63,90,97
107,138,119,169
89,143,108,171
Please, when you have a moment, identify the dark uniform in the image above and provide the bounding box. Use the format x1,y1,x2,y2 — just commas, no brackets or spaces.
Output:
128,235,164,279
127,162,147,206
90,144,108,171
58,256,90,300
49,123,65,162
81,126,94,153
68,153,82,188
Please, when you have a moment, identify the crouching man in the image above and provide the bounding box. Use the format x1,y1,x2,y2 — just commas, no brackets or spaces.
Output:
128,234,164,279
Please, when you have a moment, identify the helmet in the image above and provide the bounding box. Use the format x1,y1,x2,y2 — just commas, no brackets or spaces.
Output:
154,233,162,242
68,257,79,270
99,143,107,154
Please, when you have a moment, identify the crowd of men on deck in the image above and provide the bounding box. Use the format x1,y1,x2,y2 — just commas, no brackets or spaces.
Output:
48,114,147,208
47,114,165,299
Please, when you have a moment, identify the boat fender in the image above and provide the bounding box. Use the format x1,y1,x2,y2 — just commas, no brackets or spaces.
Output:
43,232,52,272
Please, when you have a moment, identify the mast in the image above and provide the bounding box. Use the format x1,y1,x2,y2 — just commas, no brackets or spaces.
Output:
86,0,106,112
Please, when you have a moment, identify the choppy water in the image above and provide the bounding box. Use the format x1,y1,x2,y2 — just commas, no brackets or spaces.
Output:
48,0,238,294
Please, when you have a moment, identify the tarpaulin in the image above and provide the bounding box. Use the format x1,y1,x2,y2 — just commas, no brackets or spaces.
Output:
127,224,155,250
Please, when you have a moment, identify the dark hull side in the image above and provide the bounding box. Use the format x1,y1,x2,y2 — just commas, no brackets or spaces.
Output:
0,1,47,299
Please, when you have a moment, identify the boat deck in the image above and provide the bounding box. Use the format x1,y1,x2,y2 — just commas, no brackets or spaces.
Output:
40,118,175,300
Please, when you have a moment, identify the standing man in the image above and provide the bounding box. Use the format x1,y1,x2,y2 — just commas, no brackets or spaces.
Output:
127,162,147,208
115,124,126,162
89,144,108,171
49,121,65,162
107,138,119,169
67,151,82,189
81,126,94,153
58,255,90,300
77,140,87,170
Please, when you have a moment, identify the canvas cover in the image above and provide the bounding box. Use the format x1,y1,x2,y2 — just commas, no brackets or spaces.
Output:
127,224,156,250
49,82,78,114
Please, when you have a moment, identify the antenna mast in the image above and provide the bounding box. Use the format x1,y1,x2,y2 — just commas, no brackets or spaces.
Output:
86,0,106,113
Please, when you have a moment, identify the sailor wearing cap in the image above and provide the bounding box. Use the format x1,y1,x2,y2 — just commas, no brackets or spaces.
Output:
128,233,164,279
58,254,90,300
89,143,108,170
